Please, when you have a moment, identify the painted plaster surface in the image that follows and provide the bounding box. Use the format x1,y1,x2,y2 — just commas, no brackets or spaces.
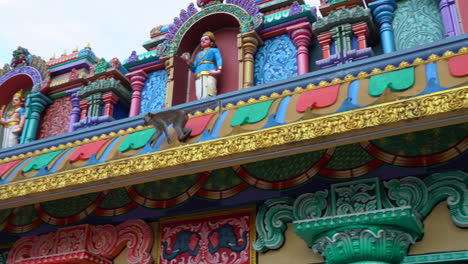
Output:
254,34,298,85
408,202,468,255
140,70,167,114
393,0,444,50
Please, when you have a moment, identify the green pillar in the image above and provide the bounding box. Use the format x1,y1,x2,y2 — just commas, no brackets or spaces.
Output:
21,92,52,144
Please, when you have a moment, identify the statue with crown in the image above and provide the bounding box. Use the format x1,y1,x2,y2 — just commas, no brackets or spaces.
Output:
180,31,223,100
0,90,26,148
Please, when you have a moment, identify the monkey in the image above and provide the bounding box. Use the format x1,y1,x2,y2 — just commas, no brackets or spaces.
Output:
143,100,222,146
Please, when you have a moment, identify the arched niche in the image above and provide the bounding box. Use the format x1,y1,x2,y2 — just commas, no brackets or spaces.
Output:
171,13,240,105
0,67,39,148
0,67,41,107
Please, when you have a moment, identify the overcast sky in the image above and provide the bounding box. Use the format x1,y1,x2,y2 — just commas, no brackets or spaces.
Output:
0,0,319,66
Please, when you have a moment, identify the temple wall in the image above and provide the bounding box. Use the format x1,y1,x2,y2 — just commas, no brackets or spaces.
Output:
393,0,444,50
140,70,168,114
409,201,468,255
254,34,298,86
258,223,324,264
456,0,468,33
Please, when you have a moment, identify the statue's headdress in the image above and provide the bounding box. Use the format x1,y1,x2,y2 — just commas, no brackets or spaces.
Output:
202,31,216,42
13,89,25,101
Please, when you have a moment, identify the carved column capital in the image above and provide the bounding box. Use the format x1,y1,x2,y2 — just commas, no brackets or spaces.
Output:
102,92,119,116
239,31,263,88
21,92,53,144
126,70,148,117
352,23,370,49
369,0,397,53
79,100,89,120
126,70,148,92
317,32,333,59
287,22,313,75
160,54,175,108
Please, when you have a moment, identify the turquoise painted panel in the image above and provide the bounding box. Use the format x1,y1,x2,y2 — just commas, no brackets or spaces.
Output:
140,70,168,114
393,0,444,50
23,150,65,173
369,67,415,97
254,34,298,85
231,100,274,126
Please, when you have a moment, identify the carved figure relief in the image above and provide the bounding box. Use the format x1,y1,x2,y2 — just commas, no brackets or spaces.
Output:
0,90,26,149
181,31,223,100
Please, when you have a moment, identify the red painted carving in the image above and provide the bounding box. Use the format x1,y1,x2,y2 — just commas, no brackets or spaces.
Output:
317,33,333,59
102,92,119,116
296,84,340,112
352,23,369,50
185,114,215,137
69,139,110,162
448,54,468,77
159,209,253,264
8,219,154,264
0,159,23,178
37,96,72,139
69,68,79,81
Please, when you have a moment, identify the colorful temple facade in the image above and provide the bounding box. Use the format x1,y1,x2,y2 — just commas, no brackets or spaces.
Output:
0,0,467,263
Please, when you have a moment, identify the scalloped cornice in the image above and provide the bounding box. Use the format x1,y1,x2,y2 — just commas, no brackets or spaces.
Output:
0,47,466,165
0,87,466,208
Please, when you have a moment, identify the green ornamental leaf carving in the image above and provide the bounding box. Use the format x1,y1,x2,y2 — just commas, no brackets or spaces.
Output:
254,197,294,252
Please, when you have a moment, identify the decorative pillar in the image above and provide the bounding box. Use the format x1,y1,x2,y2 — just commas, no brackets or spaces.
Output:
65,88,81,132
352,23,369,49
126,70,148,117
439,0,462,37
317,33,333,59
161,55,174,108
238,31,263,88
79,100,89,120
287,22,313,75
21,93,53,144
369,0,397,54
102,92,119,116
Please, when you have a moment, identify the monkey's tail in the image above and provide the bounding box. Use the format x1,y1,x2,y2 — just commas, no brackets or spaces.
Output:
185,100,222,116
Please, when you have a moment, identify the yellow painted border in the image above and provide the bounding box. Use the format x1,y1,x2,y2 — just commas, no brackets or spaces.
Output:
0,86,466,201
0,47,466,165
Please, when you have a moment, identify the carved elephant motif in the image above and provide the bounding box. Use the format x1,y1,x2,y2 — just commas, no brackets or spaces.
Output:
208,224,248,254
162,230,200,260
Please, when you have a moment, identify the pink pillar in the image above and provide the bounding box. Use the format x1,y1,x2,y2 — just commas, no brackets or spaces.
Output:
102,92,119,116
317,33,333,59
126,70,148,117
79,100,88,120
352,23,369,50
287,22,313,75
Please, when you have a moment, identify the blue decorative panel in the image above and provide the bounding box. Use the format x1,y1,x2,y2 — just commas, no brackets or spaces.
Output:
140,70,168,114
393,0,444,50
254,34,298,85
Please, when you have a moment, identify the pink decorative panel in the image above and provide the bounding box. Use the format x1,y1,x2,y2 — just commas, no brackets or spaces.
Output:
38,96,72,139
8,219,154,264
158,208,255,264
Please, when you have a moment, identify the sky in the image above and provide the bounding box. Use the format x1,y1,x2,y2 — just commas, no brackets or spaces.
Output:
0,0,319,67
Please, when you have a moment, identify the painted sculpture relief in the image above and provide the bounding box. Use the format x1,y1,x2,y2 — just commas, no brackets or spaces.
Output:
0,90,26,149
181,31,223,100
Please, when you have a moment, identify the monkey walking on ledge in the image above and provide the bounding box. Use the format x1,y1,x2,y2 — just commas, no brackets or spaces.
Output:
143,100,222,146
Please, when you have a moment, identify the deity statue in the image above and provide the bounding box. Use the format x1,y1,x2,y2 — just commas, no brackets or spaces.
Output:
181,31,223,100
10,46,31,68
0,90,26,148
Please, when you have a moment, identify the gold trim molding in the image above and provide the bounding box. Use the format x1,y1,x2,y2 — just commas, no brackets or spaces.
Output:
0,87,466,202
